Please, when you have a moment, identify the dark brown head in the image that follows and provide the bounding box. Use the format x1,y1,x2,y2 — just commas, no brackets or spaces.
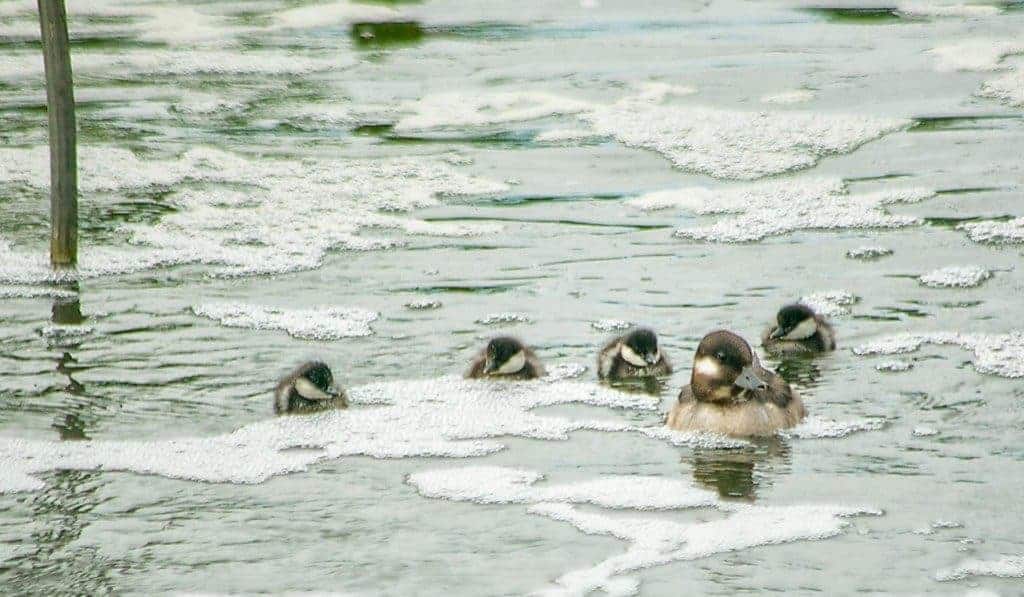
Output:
275,361,344,414
620,327,662,367
690,330,768,402
769,303,818,341
483,336,528,375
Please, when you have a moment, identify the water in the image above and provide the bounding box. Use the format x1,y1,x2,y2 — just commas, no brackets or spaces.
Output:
1,0,1024,594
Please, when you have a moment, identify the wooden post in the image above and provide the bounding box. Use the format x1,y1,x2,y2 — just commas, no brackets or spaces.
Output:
37,0,77,268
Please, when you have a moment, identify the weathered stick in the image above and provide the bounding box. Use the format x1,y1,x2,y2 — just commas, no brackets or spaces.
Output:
37,0,77,267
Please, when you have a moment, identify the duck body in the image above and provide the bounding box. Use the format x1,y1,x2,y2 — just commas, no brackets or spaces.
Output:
274,361,348,415
597,327,672,380
762,303,836,354
466,336,545,380
666,330,806,437
668,384,806,437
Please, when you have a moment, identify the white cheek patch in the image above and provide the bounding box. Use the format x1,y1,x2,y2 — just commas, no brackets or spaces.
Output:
294,377,332,401
693,357,723,378
784,318,818,340
496,350,527,374
620,344,648,367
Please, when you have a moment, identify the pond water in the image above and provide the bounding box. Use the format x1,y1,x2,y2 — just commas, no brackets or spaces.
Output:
1,0,1024,594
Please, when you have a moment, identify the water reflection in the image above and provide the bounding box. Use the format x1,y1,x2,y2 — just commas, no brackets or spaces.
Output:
772,355,823,389
689,439,791,501
603,376,669,397
49,286,90,441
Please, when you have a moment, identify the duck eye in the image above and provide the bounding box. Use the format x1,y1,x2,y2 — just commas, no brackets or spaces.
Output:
714,351,725,361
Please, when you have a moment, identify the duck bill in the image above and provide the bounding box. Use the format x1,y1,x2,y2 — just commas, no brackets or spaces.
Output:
769,326,789,340
644,352,660,365
734,365,768,391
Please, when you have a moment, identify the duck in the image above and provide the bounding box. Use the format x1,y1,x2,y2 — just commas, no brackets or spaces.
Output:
597,327,672,380
666,330,806,437
762,303,836,354
274,361,348,415
465,336,545,380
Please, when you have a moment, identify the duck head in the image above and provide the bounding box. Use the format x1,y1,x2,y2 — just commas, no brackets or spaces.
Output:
691,330,768,402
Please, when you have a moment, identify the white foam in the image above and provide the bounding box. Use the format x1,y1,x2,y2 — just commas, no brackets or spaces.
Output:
912,426,938,437
529,501,879,596
959,217,1024,244
192,303,377,340
760,89,815,104
638,426,751,449
918,266,992,288
979,70,1024,107
37,324,95,342
394,91,591,132
404,299,442,310
877,360,914,372
546,363,588,380
274,1,397,30
896,2,1002,18
0,50,347,83
0,377,659,494
0,285,77,299
634,178,934,243
846,246,893,260
928,39,1024,72
476,313,531,325
408,464,877,596
800,290,858,318
854,332,1024,378
534,128,606,143
782,416,886,439
408,466,718,510
590,319,632,332
0,147,507,282
585,95,909,180
936,555,1024,581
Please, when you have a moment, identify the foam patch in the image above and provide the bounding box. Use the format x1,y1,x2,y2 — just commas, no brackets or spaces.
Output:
846,246,893,260
476,313,531,325
590,320,632,332
584,97,909,179
404,299,442,310
854,332,1024,378
918,266,992,288
979,70,1024,107
877,360,914,372
0,377,659,494
394,92,591,132
936,555,1024,581
927,39,1024,72
407,465,719,510
960,217,1024,244
408,464,878,596
896,2,1002,18
912,426,938,437
782,416,886,439
628,178,934,242
534,128,607,143
0,147,507,282
0,285,78,299
529,501,878,596
760,90,815,104
801,290,858,318
192,303,378,340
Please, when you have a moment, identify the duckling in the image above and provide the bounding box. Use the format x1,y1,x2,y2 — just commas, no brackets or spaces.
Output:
762,303,836,354
667,330,805,437
274,361,348,415
597,327,672,380
465,336,545,380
